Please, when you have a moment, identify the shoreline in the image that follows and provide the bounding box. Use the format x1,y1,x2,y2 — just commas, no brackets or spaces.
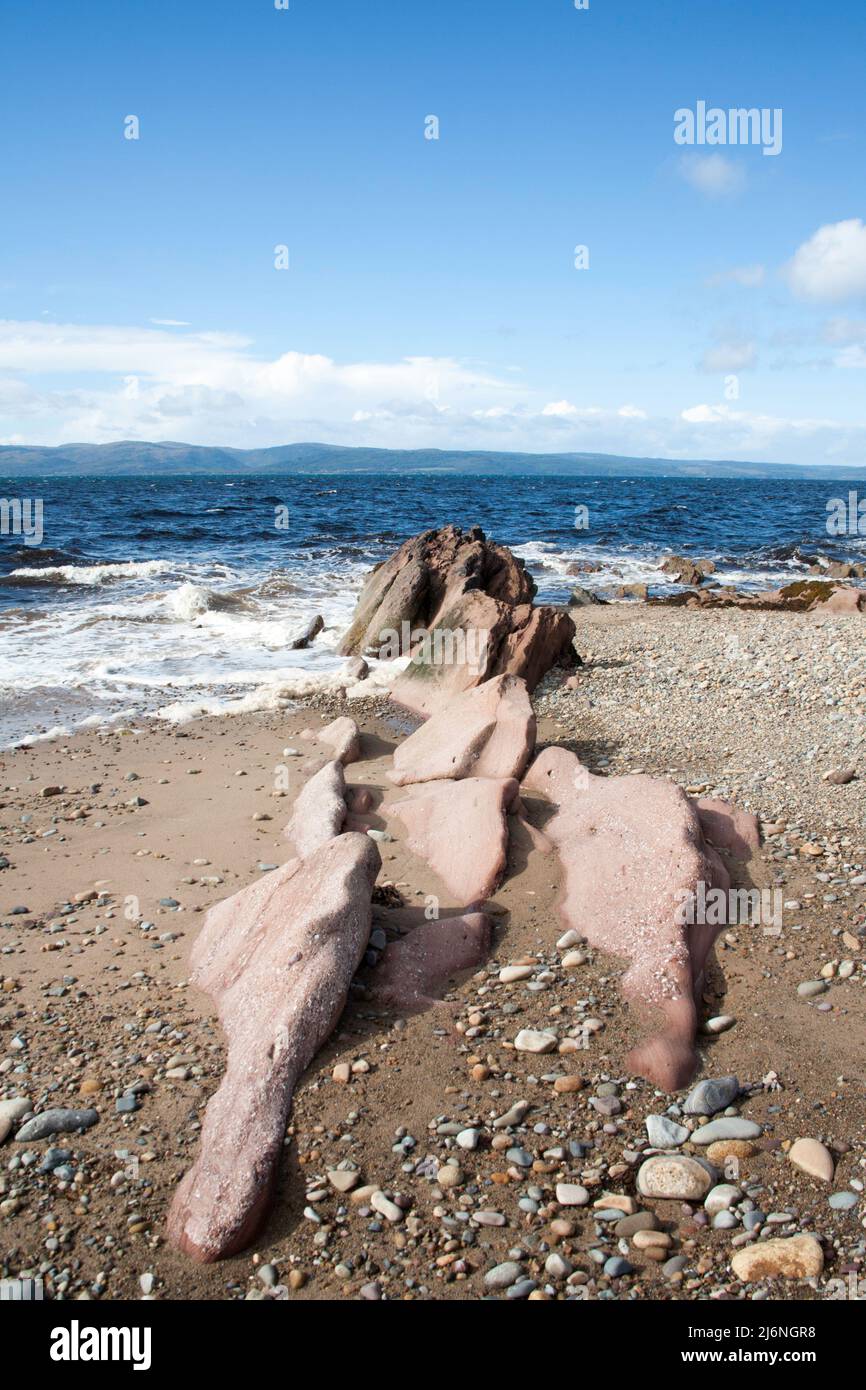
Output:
1,602,864,1300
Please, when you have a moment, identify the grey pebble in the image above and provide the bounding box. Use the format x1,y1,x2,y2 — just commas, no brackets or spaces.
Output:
15,1108,99,1142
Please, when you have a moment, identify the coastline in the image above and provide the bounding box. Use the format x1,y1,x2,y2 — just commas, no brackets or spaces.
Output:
1,601,864,1300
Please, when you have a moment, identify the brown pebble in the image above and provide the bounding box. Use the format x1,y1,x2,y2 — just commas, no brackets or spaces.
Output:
553,1076,584,1094
705,1139,756,1163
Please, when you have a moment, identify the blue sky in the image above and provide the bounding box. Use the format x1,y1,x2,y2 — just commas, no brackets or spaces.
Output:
1,0,864,462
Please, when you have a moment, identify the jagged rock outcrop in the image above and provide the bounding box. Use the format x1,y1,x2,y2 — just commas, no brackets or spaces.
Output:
339,525,577,714
167,833,380,1262
370,912,493,1012
284,760,346,857
340,524,536,654
392,776,519,908
523,747,737,1091
389,675,536,786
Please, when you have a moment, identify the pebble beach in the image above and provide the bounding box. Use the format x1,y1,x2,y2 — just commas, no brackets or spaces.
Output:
1,600,864,1302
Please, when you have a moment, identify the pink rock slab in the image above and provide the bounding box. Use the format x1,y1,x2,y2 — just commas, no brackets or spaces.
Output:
283,760,346,858
391,776,519,908
694,796,761,860
524,747,731,1091
371,913,492,1012
389,675,536,786
167,833,380,1262
300,716,361,767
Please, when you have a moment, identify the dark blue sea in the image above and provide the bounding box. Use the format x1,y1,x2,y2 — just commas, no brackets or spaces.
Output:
1,473,863,746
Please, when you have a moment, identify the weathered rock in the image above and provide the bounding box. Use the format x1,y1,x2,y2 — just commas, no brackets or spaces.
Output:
705,1139,756,1163
731,1235,824,1282
683,1075,740,1116
369,912,492,1012
704,1183,741,1214
523,745,731,1090
660,555,716,586
694,799,761,859
485,1261,525,1291
167,833,380,1262
340,524,536,657
391,776,518,907
288,614,324,649
339,525,576,715
300,716,361,767
637,1155,715,1201
343,656,369,681
15,1108,99,1143
389,675,536,786
789,1137,835,1184
646,1115,689,1148
0,1097,31,1145
284,760,346,858
391,592,577,716
515,1029,558,1054
568,585,606,607
652,578,866,614
691,1118,762,1145
556,1184,590,1206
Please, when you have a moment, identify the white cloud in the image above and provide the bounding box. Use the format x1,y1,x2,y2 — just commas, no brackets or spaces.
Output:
679,155,745,198
785,219,866,302
699,340,757,372
0,317,864,466
150,317,191,327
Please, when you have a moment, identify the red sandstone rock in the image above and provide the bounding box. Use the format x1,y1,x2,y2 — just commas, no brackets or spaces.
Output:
389,675,536,786
347,786,373,814
339,525,576,715
523,747,730,1091
284,760,346,857
300,716,361,766
653,579,865,613
167,833,380,1262
822,585,866,613
339,524,536,656
390,589,576,716
391,776,518,908
370,912,492,1012
694,797,761,859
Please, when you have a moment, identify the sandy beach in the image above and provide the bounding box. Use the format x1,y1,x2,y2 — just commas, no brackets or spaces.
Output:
2,601,864,1302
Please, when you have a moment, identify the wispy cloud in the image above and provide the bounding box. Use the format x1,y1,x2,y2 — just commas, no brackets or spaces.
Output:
699,340,758,372
706,264,766,288
679,155,746,198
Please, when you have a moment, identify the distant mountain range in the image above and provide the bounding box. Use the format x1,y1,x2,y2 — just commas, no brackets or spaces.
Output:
0,440,864,479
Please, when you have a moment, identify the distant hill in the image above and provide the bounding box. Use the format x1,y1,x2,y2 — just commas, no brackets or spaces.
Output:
0,440,863,480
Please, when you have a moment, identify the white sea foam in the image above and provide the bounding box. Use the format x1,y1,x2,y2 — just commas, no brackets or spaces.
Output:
9,559,178,586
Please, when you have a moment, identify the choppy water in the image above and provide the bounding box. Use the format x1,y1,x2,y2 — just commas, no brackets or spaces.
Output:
1,473,863,746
